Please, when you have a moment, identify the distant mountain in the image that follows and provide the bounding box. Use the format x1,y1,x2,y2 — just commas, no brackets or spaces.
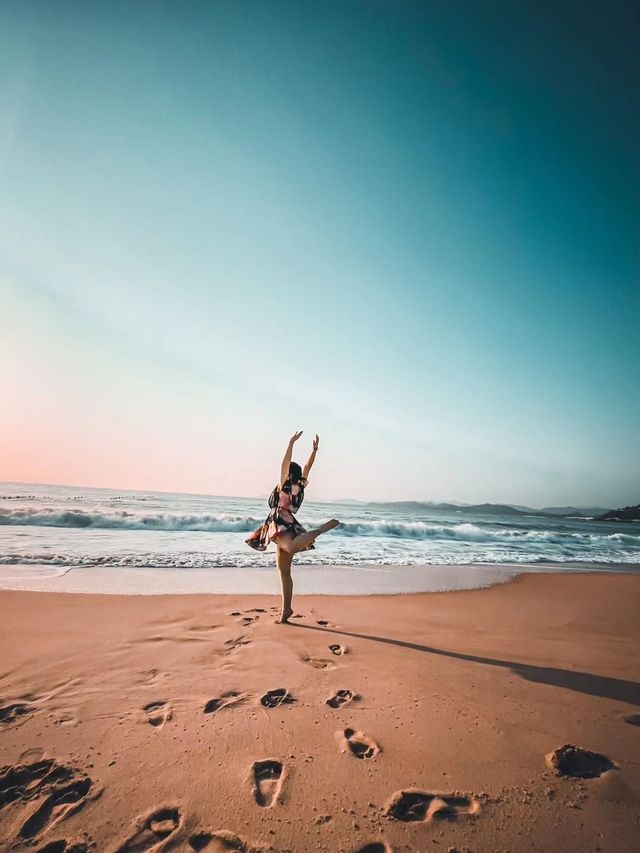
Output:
597,504,640,522
362,501,564,518
333,498,615,519
460,503,606,518
540,506,611,517
464,503,537,516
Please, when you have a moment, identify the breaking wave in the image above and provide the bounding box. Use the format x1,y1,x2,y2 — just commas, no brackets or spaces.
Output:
0,507,261,532
338,520,640,546
1,507,639,549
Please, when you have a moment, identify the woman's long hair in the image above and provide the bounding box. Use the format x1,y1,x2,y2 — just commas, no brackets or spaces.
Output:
269,461,304,509
288,461,302,484
281,461,303,494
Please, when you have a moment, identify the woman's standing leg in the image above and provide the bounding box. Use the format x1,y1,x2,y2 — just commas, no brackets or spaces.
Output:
275,545,294,624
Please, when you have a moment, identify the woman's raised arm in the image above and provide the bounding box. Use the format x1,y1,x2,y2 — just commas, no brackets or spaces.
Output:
303,434,319,480
280,431,303,488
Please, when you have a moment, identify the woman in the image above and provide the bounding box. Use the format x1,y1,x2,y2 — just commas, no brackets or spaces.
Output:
246,431,340,623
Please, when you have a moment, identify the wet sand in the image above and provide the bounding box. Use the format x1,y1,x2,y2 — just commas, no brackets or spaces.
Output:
1,572,639,852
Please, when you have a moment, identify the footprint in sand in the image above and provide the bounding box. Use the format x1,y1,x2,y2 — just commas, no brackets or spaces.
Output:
300,654,335,671
134,633,209,645
187,623,220,634
0,701,33,725
224,636,251,653
188,830,261,851
204,691,244,714
0,759,98,841
0,759,62,808
34,841,90,853
19,773,99,841
545,744,617,778
137,669,167,687
260,689,295,708
116,806,182,852
251,760,284,808
143,701,172,728
19,747,46,764
342,728,380,760
52,710,79,728
385,789,481,823
189,832,215,851
329,644,347,656
231,609,266,626
327,689,358,709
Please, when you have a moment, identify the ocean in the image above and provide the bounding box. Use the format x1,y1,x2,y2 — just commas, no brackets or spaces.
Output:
1,482,638,594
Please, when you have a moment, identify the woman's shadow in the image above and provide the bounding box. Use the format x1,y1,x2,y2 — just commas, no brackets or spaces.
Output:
293,623,640,707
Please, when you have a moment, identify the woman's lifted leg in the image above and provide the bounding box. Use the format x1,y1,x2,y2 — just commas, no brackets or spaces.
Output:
278,519,340,556
290,519,340,553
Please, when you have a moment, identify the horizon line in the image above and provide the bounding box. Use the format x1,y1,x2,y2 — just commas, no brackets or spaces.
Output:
0,478,621,512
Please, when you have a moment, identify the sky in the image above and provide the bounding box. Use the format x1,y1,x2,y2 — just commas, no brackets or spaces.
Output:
0,0,638,507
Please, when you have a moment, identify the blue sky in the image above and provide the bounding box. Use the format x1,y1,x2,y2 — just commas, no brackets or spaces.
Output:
1,1,638,505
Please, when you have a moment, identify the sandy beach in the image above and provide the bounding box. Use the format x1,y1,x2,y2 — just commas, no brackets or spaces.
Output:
3,1,638,850
1,572,639,853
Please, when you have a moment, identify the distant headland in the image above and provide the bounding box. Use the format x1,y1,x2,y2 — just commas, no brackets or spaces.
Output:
597,504,640,522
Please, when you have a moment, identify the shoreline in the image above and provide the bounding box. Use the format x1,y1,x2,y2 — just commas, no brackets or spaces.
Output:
1,572,639,852
1,560,638,596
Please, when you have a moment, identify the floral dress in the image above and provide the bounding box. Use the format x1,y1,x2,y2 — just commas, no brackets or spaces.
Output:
246,478,314,551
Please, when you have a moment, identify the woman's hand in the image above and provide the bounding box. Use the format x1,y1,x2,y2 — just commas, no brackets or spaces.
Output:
289,430,303,444
313,434,320,451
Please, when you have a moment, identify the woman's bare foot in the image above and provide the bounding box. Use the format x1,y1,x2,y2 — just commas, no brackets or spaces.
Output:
276,607,293,624
318,519,340,534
